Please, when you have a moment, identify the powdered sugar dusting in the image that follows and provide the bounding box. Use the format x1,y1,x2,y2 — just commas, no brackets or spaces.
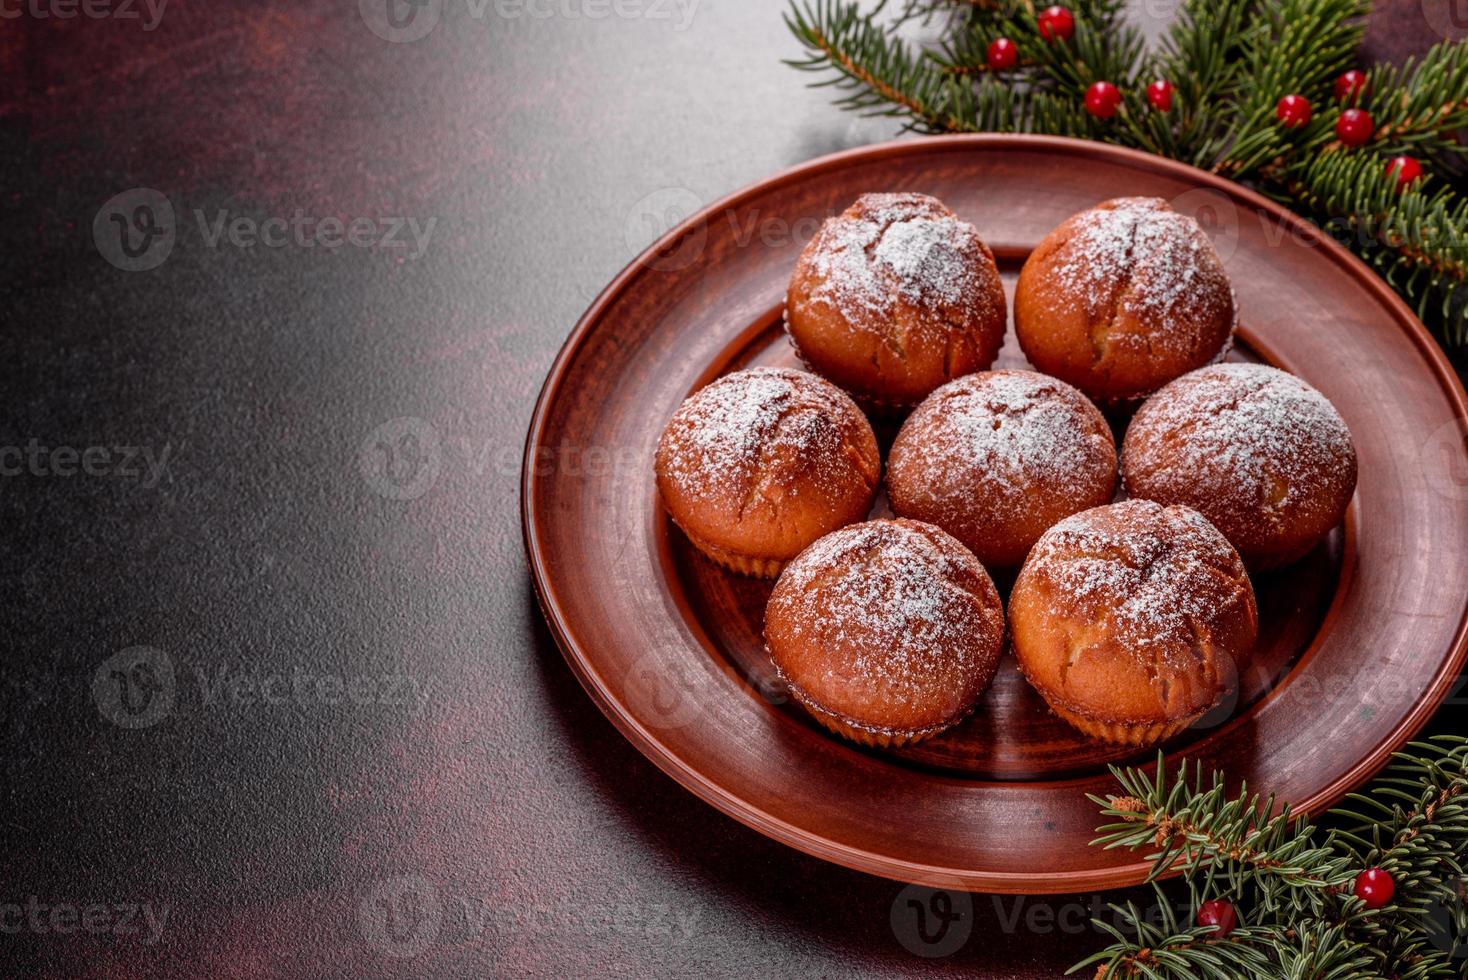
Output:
802,192,999,331
1123,363,1355,514
1023,500,1251,662
895,371,1113,518
767,520,1002,709
1048,197,1231,350
657,366,873,500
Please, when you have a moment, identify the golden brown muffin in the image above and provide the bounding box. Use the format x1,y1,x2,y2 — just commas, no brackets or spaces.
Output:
1014,197,1235,408
654,366,881,577
764,519,1006,747
785,192,1007,410
1010,500,1257,746
886,370,1117,569
1121,363,1357,570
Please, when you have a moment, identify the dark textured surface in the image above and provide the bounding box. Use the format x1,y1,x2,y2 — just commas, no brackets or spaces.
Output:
2,1,1463,977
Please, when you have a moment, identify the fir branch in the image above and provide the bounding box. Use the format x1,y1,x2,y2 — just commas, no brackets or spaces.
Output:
1076,741,1468,979
1362,42,1468,154
1278,149,1468,344
781,0,1468,347
1213,0,1366,177
1136,0,1255,166
785,1,983,131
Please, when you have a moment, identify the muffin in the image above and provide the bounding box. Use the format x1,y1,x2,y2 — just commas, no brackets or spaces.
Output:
654,366,880,577
1010,500,1258,746
764,519,1006,747
1014,197,1235,407
1121,363,1357,570
886,370,1117,569
785,192,1007,410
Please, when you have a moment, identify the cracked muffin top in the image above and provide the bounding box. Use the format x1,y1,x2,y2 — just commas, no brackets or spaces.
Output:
654,366,881,578
1013,197,1235,408
1122,363,1357,570
1008,500,1257,743
886,370,1117,568
785,192,1007,411
764,518,1005,746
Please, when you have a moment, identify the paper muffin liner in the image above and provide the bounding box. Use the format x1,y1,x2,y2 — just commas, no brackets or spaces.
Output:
1043,698,1201,747
682,527,785,579
782,675,964,748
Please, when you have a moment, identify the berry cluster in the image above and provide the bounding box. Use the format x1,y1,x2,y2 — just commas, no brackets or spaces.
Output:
1009,12,1430,196
1190,869,1397,943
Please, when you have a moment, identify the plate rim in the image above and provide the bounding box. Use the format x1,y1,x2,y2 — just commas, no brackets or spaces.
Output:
521,133,1468,893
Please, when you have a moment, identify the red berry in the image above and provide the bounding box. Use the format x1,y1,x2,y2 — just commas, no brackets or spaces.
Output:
987,37,1019,71
1334,69,1369,104
1336,108,1375,146
1146,79,1174,112
1276,94,1312,129
1037,5,1074,42
1354,868,1396,909
1196,899,1238,938
1386,156,1423,190
1084,81,1122,119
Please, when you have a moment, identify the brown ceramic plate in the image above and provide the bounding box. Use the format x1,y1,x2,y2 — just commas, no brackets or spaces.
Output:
522,135,1468,893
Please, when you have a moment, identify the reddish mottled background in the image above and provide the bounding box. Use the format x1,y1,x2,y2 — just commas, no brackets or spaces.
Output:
1,1,1462,977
